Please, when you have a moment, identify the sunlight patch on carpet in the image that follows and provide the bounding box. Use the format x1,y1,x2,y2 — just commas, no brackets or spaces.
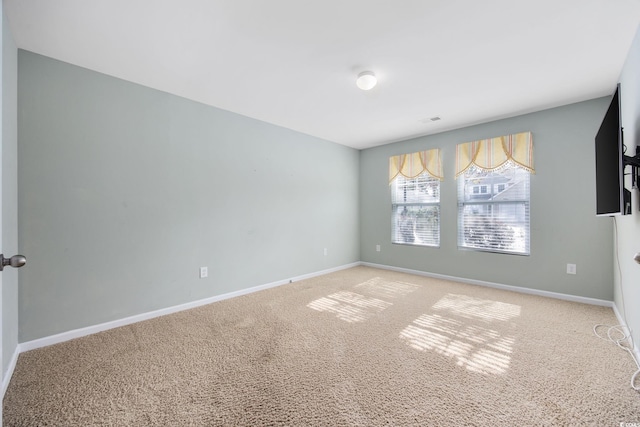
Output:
307,291,392,323
353,277,420,299
432,293,521,322
399,294,520,375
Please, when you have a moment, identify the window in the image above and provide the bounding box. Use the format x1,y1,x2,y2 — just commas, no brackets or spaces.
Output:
389,149,443,247
457,163,530,254
391,172,440,247
455,131,534,255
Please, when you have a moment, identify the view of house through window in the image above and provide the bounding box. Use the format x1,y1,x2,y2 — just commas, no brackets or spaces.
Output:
391,172,440,247
457,163,530,255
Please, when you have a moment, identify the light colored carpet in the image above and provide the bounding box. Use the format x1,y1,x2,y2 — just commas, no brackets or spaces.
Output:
4,266,640,426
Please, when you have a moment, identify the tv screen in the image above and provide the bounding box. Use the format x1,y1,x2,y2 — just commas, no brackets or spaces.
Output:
595,85,627,216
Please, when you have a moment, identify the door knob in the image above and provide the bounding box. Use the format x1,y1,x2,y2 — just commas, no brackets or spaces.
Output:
0,254,26,271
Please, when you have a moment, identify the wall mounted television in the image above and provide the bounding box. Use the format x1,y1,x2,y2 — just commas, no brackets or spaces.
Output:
595,84,630,216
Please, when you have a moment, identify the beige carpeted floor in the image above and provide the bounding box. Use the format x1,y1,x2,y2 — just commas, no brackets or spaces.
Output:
4,266,640,426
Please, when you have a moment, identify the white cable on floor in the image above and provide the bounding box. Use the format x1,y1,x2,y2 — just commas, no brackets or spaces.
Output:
593,323,640,391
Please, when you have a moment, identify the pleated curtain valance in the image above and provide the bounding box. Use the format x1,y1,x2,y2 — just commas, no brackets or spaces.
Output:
389,148,443,184
455,131,534,177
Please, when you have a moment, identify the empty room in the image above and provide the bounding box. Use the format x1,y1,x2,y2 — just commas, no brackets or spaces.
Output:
1,0,640,425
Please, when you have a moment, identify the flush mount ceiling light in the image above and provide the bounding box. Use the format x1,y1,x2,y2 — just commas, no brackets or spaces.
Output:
356,71,377,90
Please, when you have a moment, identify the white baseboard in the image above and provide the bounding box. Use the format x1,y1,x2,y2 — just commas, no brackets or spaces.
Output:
19,261,361,354
360,262,614,307
611,303,640,365
21,260,610,355
2,345,20,398
7,260,621,399
364,262,640,388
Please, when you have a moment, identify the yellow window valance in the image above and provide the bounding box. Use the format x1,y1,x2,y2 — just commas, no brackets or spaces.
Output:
389,148,443,184
455,131,534,177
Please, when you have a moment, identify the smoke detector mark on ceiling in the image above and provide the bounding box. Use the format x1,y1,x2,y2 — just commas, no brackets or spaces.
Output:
420,117,442,123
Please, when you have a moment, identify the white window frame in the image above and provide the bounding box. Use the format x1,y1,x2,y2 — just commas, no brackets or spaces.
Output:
457,164,530,255
391,172,440,247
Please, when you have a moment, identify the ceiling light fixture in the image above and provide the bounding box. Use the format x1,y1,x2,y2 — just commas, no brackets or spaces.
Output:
356,71,377,90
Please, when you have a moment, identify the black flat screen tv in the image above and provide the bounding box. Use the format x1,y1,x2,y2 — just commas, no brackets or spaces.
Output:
595,84,629,216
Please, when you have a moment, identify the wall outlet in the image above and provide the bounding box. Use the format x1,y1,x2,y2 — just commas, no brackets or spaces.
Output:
376,244,381,252
200,266,208,278
566,264,576,275
323,248,327,256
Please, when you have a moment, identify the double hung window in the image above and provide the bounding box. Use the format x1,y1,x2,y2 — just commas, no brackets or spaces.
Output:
389,149,443,247
455,132,534,255
457,164,530,254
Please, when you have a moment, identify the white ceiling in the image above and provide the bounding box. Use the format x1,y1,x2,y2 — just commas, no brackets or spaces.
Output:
5,0,640,150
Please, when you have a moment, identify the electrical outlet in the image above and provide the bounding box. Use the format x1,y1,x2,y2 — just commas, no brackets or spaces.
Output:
566,264,576,275
200,266,208,278
376,244,381,252
323,248,327,256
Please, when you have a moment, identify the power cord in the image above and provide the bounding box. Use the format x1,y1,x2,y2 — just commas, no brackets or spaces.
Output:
593,324,640,390
594,216,640,391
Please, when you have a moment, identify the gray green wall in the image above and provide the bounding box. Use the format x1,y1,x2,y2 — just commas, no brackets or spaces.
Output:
15,46,627,344
2,6,19,379
360,98,614,300
18,51,360,342
615,26,640,351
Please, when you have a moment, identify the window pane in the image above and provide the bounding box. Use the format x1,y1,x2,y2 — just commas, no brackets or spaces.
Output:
391,175,440,204
460,165,529,203
458,164,530,255
459,202,529,253
392,205,440,246
391,172,440,247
